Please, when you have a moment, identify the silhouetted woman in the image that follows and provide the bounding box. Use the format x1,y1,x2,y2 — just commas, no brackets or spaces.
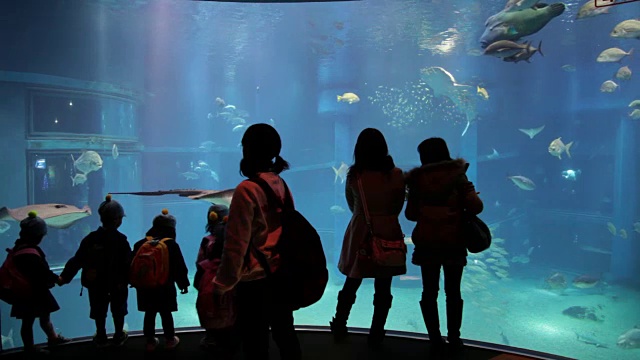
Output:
330,128,406,348
405,137,483,354
213,123,301,360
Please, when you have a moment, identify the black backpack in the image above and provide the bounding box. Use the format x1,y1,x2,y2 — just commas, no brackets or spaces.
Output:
247,177,328,311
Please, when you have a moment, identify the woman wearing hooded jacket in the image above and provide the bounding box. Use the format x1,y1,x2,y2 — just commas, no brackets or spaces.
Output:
405,137,483,355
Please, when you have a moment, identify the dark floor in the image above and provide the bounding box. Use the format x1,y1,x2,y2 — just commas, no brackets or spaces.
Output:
0,328,575,360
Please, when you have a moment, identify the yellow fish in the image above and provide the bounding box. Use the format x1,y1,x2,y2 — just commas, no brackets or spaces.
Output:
548,137,573,160
607,222,616,236
477,86,489,100
337,92,360,104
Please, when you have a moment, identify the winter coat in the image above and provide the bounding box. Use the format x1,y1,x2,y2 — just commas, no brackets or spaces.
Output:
131,236,190,312
214,172,292,293
405,158,484,266
338,168,407,279
10,241,60,319
60,226,131,290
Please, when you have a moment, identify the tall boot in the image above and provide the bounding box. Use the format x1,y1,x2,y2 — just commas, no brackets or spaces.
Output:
446,299,464,350
419,300,445,353
367,294,393,348
330,290,356,342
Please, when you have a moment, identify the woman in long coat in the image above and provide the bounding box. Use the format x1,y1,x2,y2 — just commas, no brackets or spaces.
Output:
331,128,406,348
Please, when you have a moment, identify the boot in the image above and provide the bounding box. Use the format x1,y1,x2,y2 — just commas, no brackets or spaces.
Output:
367,294,393,349
446,299,464,351
330,290,356,342
419,300,445,355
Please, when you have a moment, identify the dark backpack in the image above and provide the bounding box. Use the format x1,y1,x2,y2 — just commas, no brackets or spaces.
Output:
247,177,328,311
0,247,40,304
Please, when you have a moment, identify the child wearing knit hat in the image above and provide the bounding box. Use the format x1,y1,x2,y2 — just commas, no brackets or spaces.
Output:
130,208,190,352
8,211,70,354
194,205,235,352
59,194,132,348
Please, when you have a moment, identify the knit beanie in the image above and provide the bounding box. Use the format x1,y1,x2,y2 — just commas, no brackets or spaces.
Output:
98,194,125,221
153,208,177,228
207,204,229,225
19,211,48,239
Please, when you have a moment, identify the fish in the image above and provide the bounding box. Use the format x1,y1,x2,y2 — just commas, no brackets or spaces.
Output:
0,220,10,234
71,151,103,175
0,204,92,229
575,332,608,348
199,141,216,151
477,86,489,100
629,109,640,120
483,40,535,58
1,329,14,349
611,19,640,40
504,0,540,12
607,222,617,236
486,148,500,160
634,221,640,234
576,0,611,20
629,100,640,108
110,189,235,207
223,104,236,111
518,125,545,139
71,173,87,186
502,41,543,63
600,80,619,93
232,124,247,133
480,3,565,48
620,229,628,239
548,137,573,159
615,66,632,81
617,328,640,349
330,205,346,214
561,169,581,181
572,275,600,289
508,175,536,190
332,162,349,184
215,97,226,107
561,64,576,72
596,47,633,63
579,245,611,255
112,144,119,159
420,66,478,136
180,172,199,180
337,92,360,104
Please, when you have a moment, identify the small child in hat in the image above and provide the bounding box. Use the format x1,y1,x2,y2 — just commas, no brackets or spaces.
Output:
60,194,132,348
131,208,190,352
10,211,70,354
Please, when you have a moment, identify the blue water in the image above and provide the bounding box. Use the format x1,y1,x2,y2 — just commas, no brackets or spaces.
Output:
1,1,640,359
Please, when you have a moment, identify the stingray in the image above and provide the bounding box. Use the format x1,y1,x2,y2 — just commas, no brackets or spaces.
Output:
110,189,235,207
518,125,545,139
0,204,92,229
420,66,478,136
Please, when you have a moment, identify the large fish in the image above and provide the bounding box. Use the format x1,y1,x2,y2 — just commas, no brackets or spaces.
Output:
71,150,103,175
508,175,536,190
419,66,478,136
111,189,235,207
0,204,92,229
480,3,565,48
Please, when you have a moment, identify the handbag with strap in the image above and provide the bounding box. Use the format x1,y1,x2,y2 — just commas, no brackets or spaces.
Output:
357,177,407,267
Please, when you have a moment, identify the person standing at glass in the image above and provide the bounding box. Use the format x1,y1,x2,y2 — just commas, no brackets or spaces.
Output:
405,137,483,355
330,128,406,348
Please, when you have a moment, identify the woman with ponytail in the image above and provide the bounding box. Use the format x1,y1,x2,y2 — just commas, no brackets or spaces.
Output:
330,128,407,348
213,123,301,360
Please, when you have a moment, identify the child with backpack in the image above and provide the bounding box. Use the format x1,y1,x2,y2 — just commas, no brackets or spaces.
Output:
194,205,236,353
3,211,70,354
59,194,132,348
130,208,189,352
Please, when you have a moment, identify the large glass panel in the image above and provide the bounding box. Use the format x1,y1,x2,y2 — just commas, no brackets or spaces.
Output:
1,1,639,359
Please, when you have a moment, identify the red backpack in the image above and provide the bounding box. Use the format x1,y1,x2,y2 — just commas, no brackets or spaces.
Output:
129,237,171,289
0,247,40,304
196,235,236,329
